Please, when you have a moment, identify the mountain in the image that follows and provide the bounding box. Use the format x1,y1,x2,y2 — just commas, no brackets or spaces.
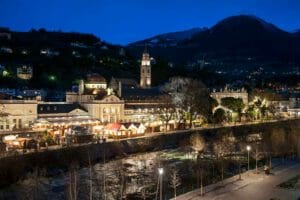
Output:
0,29,139,89
130,27,206,47
128,15,300,65
184,15,296,57
294,30,300,37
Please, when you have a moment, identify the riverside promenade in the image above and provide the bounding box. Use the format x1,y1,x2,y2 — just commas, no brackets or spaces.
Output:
175,159,300,200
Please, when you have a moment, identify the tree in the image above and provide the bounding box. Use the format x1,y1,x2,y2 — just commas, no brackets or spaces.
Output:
221,97,245,122
68,162,78,200
16,167,48,200
158,95,176,131
213,132,236,184
162,77,211,128
184,79,211,127
137,158,156,200
190,134,206,154
246,97,270,121
270,128,287,161
190,134,206,195
213,108,226,124
162,77,190,127
169,168,181,200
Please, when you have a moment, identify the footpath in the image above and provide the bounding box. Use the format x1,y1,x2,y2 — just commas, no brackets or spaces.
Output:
175,159,300,200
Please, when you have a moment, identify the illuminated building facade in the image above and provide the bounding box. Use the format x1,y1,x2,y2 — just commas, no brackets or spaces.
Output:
17,65,33,80
211,86,248,104
0,97,37,131
140,48,151,88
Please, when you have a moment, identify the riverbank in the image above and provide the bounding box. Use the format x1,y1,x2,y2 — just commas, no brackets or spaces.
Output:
0,118,299,188
175,159,300,200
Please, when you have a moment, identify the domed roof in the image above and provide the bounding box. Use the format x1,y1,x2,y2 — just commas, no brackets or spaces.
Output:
86,73,106,83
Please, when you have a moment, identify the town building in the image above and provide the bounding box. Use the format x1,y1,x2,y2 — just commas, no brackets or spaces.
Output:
0,95,38,131
17,89,46,101
140,47,151,88
66,49,164,125
211,86,248,104
17,65,33,80
0,49,167,137
66,74,125,123
271,94,300,117
33,103,99,143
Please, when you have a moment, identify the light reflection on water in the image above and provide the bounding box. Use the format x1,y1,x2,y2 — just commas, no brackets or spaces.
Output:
0,148,197,199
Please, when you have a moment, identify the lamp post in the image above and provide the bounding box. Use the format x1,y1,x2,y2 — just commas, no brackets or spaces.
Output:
246,145,251,171
158,168,164,200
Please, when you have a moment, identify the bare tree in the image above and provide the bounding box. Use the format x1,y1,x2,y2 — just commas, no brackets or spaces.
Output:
162,77,190,128
139,181,155,200
67,162,78,200
158,95,176,132
190,133,206,195
162,77,211,129
270,128,287,162
169,168,181,200
190,134,205,154
135,157,156,200
87,150,93,200
103,160,126,200
17,167,48,200
213,133,236,185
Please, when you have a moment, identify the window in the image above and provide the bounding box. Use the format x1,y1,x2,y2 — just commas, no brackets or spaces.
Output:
13,119,17,123
6,125,9,129
0,125,3,130
40,107,43,111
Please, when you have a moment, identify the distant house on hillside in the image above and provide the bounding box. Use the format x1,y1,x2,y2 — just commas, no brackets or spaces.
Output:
17,65,33,80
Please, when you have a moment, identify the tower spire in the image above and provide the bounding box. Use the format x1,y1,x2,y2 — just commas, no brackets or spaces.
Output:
143,44,148,54
140,47,151,88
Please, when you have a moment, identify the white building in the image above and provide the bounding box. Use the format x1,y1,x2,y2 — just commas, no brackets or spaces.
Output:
211,86,248,104
0,98,38,131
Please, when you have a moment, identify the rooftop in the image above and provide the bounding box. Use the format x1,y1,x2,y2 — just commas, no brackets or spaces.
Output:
86,73,106,83
38,103,87,114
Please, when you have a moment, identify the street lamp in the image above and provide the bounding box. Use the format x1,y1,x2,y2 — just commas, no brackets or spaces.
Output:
246,145,251,171
158,167,164,200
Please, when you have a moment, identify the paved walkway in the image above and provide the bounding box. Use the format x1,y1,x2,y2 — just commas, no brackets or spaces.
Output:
175,160,300,200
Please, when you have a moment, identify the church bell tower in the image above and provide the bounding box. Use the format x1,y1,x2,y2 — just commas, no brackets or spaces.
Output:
140,47,151,88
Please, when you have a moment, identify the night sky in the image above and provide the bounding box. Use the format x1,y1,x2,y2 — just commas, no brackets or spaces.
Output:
1,0,300,44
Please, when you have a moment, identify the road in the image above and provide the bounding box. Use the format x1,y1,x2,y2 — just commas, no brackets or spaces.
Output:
175,160,300,200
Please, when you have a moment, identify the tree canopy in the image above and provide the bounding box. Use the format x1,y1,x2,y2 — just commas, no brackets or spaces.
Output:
221,97,245,113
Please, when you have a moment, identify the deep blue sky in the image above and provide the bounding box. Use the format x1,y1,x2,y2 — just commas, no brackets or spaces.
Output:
1,0,300,44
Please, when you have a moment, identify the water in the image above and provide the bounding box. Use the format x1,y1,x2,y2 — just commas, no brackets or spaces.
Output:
0,148,245,200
